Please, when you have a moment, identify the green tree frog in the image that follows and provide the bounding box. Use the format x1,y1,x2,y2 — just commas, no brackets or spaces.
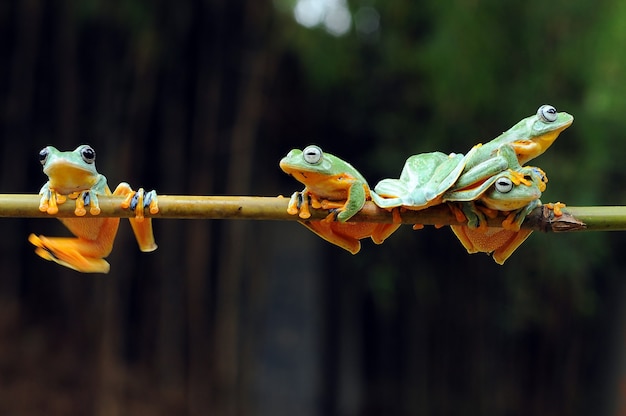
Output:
453,104,573,190
370,145,480,210
280,145,400,254
28,145,159,273
445,166,547,264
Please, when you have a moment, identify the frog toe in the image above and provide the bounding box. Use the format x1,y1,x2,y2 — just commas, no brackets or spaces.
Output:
145,190,159,214
28,233,46,249
128,189,146,221
545,202,566,217
501,213,522,231
117,185,158,221
129,188,158,213
286,192,301,215
83,191,101,215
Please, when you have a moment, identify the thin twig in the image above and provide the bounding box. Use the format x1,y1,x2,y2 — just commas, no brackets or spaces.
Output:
0,193,617,232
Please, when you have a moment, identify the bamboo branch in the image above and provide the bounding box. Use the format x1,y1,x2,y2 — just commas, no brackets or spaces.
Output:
0,193,620,232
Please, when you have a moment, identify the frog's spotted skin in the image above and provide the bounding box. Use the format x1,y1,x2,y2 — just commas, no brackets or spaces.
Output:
28,145,159,273
280,145,399,253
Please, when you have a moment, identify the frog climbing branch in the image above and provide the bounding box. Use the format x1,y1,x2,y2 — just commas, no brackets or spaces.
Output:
0,193,612,232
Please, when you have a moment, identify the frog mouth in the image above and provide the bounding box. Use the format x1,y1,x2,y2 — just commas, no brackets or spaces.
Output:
45,163,98,194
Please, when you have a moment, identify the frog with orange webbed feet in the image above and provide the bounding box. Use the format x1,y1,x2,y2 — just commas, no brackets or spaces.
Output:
280,145,399,254
444,166,549,264
28,145,159,273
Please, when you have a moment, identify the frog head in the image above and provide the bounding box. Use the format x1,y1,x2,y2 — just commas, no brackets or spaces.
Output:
279,145,368,197
445,166,544,208
280,145,364,180
504,104,573,165
39,145,101,195
478,167,545,211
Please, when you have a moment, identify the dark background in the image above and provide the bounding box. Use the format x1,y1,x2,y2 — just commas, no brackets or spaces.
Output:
2,0,626,415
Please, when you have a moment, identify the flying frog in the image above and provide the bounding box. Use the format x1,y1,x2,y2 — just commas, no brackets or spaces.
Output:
371,105,572,210
280,145,400,254
28,145,159,273
444,166,547,265
370,145,480,210
452,104,572,190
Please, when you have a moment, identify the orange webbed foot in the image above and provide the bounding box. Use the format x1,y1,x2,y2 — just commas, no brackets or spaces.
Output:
501,212,522,231
545,202,566,217
286,191,312,219
286,191,301,216
38,190,65,215
28,234,111,273
114,183,159,252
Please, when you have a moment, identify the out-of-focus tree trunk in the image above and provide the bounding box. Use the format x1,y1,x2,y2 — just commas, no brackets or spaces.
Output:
213,1,274,414
184,0,224,413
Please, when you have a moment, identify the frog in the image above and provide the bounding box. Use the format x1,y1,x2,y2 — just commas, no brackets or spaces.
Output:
280,145,400,254
370,145,480,210
451,104,573,190
444,166,547,264
371,105,572,211
28,144,159,273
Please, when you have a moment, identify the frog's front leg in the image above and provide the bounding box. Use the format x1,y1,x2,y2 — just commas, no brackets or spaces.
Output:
287,190,313,219
68,190,102,216
335,182,367,222
316,182,367,223
501,200,541,231
38,183,67,215
114,182,159,252
456,201,489,230
544,201,566,217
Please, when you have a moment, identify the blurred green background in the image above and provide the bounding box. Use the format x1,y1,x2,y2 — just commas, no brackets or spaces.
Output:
2,0,626,414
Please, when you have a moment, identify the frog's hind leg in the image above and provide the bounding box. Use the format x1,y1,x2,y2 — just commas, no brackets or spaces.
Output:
299,220,361,254
370,223,401,245
28,234,111,273
114,183,159,252
491,229,533,265
371,181,408,209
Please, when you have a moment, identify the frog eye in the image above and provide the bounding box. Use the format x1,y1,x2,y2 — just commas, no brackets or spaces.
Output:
80,145,96,164
38,147,50,165
303,145,323,165
537,104,558,123
495,177,513,193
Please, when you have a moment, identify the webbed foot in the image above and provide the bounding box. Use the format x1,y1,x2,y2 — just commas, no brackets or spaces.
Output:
286,191,312,219
114,183,158,252
38,189,66,215
120,187,159,221
501,200,542,231
545,201,565,217
70,190,101,216
28,234,111,273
